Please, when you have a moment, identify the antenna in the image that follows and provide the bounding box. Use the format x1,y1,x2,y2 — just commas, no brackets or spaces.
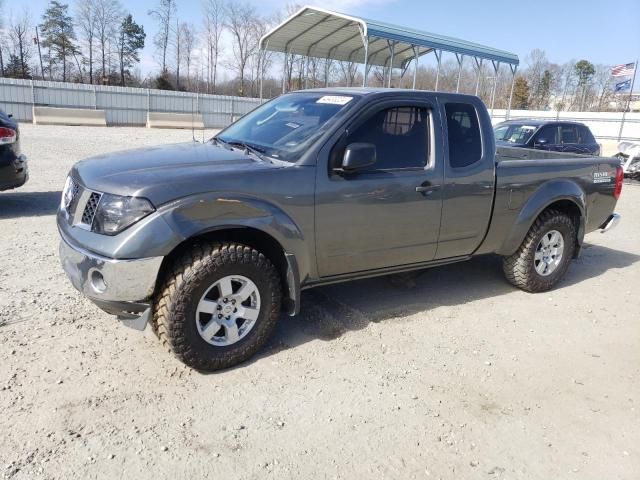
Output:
191,94,197,143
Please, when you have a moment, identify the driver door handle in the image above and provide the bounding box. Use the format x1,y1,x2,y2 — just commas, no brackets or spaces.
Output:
416,182,439,195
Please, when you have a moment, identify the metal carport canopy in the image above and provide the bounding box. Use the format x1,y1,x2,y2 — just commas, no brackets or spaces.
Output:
259,5,520,69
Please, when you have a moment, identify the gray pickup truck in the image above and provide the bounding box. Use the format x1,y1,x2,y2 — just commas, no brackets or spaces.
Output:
58,89,622,371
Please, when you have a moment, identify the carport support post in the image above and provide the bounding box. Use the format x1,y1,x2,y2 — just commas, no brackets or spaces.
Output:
455,54,464,93
506,64,517,120
324,57,330,87
474,58,483,96
304,56,310,89
362,36,369,87
434,50,442,91
282,50,289,94
412,46,419,89
490,61,500,116
387,41,396,88
259,41,268,101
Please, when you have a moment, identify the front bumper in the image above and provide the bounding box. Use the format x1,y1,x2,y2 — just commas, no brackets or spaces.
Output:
59,233,163,327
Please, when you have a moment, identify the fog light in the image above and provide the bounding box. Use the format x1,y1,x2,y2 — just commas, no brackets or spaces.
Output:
90,270,107,293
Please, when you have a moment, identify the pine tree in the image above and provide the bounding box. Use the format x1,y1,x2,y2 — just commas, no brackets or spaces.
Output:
40,1,79,81
4,54,33,79
117,14,145,86
513,77,530,109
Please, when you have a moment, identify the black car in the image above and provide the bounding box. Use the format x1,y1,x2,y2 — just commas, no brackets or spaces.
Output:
494,120,600,156
0,109,28,191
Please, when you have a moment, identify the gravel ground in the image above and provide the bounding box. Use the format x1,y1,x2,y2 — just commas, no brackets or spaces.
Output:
1,124,639,480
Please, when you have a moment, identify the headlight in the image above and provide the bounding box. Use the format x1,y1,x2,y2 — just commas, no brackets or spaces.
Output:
92,194,155,235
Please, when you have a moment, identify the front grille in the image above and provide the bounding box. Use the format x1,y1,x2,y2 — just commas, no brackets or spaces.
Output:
81,192,102,226
66,179,80,213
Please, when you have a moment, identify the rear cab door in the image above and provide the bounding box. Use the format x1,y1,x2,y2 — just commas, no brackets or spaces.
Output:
434,95,497,259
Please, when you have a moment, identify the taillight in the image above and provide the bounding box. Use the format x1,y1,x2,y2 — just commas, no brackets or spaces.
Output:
0,127,17,145
614,165,623,200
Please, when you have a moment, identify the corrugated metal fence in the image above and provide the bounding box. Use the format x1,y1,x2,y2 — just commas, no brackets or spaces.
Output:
1,78,638,141
0,78,263,128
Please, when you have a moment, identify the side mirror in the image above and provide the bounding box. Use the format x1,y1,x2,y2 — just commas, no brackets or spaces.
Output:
337,143,376,174
535,138,548,146
7,114,13,119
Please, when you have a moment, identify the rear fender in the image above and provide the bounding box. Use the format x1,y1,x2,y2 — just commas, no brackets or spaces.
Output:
496,179,586,256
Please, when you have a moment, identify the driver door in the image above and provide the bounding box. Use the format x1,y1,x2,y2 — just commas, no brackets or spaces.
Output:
314,99,444,277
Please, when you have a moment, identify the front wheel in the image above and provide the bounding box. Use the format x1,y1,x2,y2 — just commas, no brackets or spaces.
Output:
153,242,282,371
503,209,577,292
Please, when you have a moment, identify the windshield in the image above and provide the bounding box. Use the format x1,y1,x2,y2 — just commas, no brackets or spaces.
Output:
494,123,538,144
215,92,358,162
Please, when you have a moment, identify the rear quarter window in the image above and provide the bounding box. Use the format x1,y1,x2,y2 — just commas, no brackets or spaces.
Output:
578,125,596,143
445,103,482,168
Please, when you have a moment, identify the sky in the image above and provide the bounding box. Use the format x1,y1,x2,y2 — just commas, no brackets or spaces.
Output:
10,0,640,87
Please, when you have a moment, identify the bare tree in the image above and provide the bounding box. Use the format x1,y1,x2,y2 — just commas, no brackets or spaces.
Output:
337,61,358,87
179,22,196,91
202,0,224,93
173,17,181,88
557,60,576,111
94,0,122,83
593,64,615,111
76,0,97,83
148,0,175,73
247,16,275,96
225,1,258,96
0,0,6,76
8,10,33,79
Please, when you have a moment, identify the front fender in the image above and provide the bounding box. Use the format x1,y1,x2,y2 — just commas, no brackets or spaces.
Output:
161,193,303,242
158,192,311,286
496,179,586,256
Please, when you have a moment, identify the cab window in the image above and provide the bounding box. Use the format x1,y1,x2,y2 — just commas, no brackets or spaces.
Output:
560,125,579,144
344,106,431,170
578,125,595,143
534,125,558,144
445,103,482,168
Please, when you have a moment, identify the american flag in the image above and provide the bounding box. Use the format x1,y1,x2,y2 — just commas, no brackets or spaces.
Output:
611,62,635,77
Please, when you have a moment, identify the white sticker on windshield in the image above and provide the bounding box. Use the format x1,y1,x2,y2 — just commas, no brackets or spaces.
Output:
316,95,353,105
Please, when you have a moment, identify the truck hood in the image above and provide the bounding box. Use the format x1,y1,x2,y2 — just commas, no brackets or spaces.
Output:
72,141,279,205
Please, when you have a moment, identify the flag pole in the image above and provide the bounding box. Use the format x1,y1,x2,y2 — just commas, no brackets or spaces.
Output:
618,60,638,141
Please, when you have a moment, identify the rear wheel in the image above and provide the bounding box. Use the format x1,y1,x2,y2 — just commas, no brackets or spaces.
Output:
503,209,577,292
153,242,282,371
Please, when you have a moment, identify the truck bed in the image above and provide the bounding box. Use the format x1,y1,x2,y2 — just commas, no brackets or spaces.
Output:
477,146,620,255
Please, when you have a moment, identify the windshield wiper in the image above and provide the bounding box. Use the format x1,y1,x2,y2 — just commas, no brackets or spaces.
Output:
226,140,271,163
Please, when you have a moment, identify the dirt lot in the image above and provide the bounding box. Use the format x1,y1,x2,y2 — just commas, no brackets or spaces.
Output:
1,124,639,480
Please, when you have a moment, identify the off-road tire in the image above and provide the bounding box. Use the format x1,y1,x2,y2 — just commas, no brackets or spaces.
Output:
153,242,281,371
502,209,577,292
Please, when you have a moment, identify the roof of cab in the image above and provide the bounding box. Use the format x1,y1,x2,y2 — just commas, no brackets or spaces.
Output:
498,119,587,127
286,87,479,100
